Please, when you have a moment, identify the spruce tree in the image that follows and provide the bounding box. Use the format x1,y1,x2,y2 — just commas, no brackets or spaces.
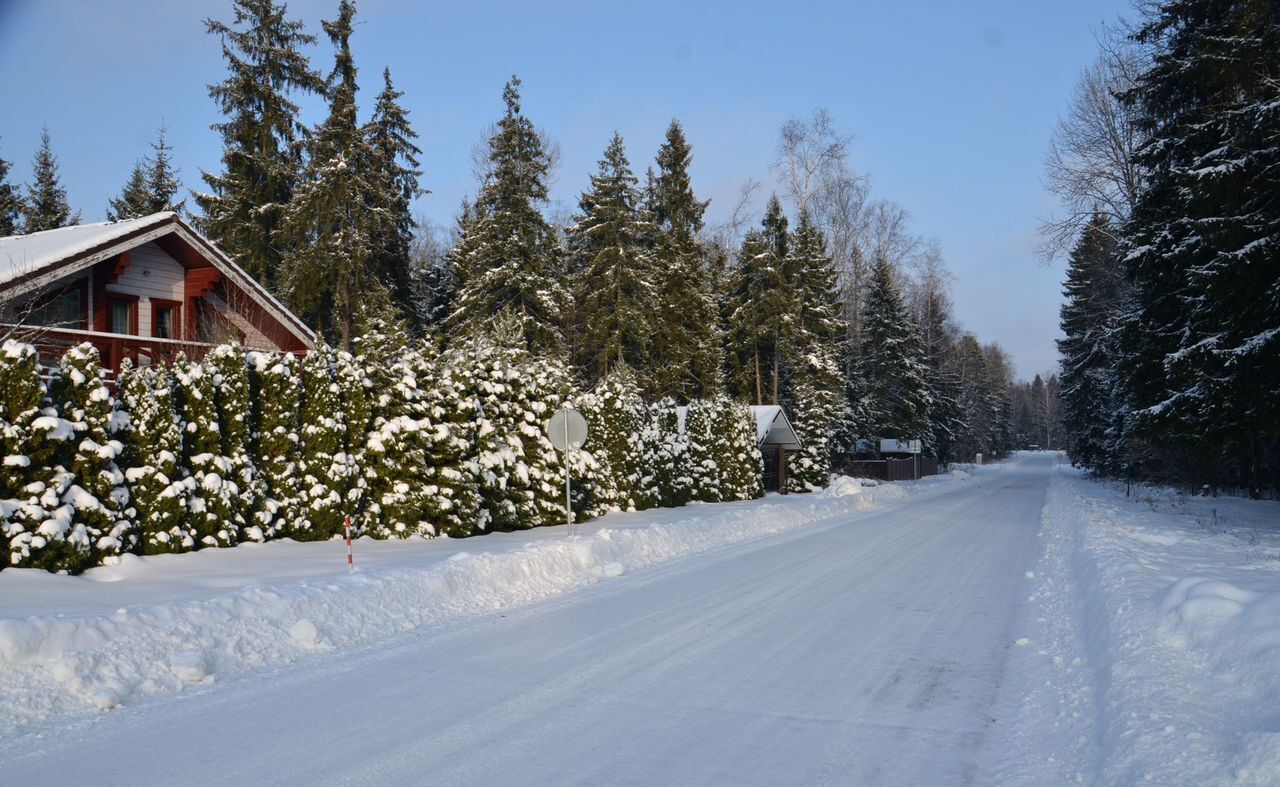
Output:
107,162,150,223
1058,214,1125,471
860,256,933,447
365,67,423,321
726,196,796,405
279,0,380,349
118,360,193,554
646,121,722,402
23,128,79,233
785,211,846,488
569,134,657,385
448,77,569,355
197,0,323,289
108,126,183,221
1119,0,1280,495
0,141,23,235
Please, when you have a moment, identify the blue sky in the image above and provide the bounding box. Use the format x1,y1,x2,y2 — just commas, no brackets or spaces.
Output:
0,0,1131,378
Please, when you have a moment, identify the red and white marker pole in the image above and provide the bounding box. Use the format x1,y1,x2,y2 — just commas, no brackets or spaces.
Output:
344,515,353,571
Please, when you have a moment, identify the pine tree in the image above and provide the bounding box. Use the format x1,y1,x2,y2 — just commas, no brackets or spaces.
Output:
646,120,722,402
860,255,933,447
23,128,79,233
118,360,193,553
107,126,183,221
197,0,323,289
50,344,131,568
248,351,303,538
365,67,423,322
448,77,569,355
335,348,371,526
569,134,657,385
174,356,238,547
1118,0,1280,495
279,0,381,349
0,140,23,235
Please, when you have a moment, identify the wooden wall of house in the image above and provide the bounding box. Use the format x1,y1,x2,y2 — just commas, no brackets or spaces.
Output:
104,242,184,338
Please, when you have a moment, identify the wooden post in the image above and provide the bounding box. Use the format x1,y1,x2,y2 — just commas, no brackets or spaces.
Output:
777,445,787,494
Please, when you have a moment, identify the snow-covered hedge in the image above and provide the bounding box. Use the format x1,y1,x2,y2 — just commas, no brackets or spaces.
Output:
0,338,766,574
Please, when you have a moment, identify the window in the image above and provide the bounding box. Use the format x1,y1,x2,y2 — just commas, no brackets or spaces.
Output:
152,300,181,340
155,307,174,339
27,288,82,328
109,299,135,334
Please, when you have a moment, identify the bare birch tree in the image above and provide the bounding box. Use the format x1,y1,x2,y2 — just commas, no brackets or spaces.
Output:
1040,26,1147,258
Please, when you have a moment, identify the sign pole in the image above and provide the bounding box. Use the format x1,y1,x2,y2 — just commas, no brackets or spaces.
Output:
564,410,573,537
344,515,353,571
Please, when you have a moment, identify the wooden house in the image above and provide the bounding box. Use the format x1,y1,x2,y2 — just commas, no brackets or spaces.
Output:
0,212,313,371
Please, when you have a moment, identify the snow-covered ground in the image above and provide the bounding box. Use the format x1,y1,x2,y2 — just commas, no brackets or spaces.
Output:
0,466,971,739
5,454,1277,785
993,461,1280,785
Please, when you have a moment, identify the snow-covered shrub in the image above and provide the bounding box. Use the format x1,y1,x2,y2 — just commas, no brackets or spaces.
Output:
684,398,721,503
716,398,764,501
366,342,481,538
1,341,72,569
174,355,239,547
118,360,192,554
448,314,587,530
295,345,347,540
248,351,302,539
207,343,260,540
646,397,690,508
580,364,657,512
46,343,132,569
335,348,371,525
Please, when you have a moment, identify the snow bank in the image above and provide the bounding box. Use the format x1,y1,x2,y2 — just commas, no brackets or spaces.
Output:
0,472,970,736
995,465,1280,784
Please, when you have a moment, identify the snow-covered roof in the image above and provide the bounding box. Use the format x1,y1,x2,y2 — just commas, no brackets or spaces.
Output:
0,212,314,346
0,213,178,286
673,404,802,450
751,405,802,450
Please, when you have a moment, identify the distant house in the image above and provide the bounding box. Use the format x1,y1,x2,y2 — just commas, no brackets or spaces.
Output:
0,212,313,371
751,405,803,493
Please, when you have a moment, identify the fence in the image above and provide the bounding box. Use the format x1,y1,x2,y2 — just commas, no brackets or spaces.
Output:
839,455,939,482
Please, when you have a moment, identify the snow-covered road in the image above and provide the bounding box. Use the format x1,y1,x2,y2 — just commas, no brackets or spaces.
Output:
3,455,1052,785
